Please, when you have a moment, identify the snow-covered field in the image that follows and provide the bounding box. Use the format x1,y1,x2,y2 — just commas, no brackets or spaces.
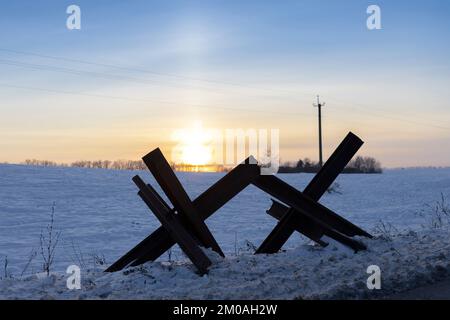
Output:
1,164,450,299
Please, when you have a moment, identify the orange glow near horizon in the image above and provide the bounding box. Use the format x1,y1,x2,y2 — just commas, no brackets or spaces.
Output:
171,122,214,166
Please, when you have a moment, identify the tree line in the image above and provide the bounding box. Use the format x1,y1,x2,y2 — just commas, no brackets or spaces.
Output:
278,156,382,174
22,156,382,173
23,159,147,170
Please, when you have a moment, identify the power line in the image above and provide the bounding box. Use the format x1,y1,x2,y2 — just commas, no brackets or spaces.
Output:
0,47,312,98
0,48,206,81
0,56,315,105
1,47,449,131
326,98,450,131
0,83,315,117
0,58,237,93
2,79,449,131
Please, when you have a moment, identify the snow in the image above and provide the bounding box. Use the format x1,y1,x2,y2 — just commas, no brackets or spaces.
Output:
2,231,450,300
1,164,450,299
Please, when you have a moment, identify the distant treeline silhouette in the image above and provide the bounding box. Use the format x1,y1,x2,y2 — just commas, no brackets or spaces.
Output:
278,156,382,174
22,156,382,173
23,159,147,170
22,159,228,172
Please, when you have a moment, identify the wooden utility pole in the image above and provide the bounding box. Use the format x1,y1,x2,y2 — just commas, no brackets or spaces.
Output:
313,95,325,167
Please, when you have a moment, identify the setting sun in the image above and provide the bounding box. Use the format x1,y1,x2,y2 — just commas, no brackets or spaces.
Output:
180,144,212,165
171,122,213,166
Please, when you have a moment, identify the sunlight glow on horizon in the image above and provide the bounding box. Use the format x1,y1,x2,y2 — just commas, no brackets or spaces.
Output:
171,122,214,165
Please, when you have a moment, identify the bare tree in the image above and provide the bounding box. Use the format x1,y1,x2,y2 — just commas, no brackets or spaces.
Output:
39,202,61,276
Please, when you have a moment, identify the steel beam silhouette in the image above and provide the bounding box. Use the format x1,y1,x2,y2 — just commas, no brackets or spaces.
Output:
107,132,372,274
133,175,211,274
255,132,371,254
106,157,260,272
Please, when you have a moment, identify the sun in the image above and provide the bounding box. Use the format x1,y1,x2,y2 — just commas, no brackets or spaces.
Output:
172,123,213,166
180,144,212,166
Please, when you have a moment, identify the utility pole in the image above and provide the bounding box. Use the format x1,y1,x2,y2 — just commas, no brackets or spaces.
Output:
313,95,325,167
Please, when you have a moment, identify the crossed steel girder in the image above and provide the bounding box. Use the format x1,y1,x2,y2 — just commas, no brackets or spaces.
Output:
255,131,372,254
106,132,372,274
105,156,260,273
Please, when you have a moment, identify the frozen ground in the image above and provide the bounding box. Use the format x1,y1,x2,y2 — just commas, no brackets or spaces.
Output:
1,164,450,299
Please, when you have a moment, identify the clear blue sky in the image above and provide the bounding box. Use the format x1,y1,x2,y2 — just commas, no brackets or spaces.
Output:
0,0,449,167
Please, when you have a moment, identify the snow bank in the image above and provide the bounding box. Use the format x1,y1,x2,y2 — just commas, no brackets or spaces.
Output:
2,228,450,300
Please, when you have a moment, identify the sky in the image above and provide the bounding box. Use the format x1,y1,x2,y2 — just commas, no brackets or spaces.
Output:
0,0,450,167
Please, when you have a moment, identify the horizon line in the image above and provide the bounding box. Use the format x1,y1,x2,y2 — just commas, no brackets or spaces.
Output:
1,160,450,171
